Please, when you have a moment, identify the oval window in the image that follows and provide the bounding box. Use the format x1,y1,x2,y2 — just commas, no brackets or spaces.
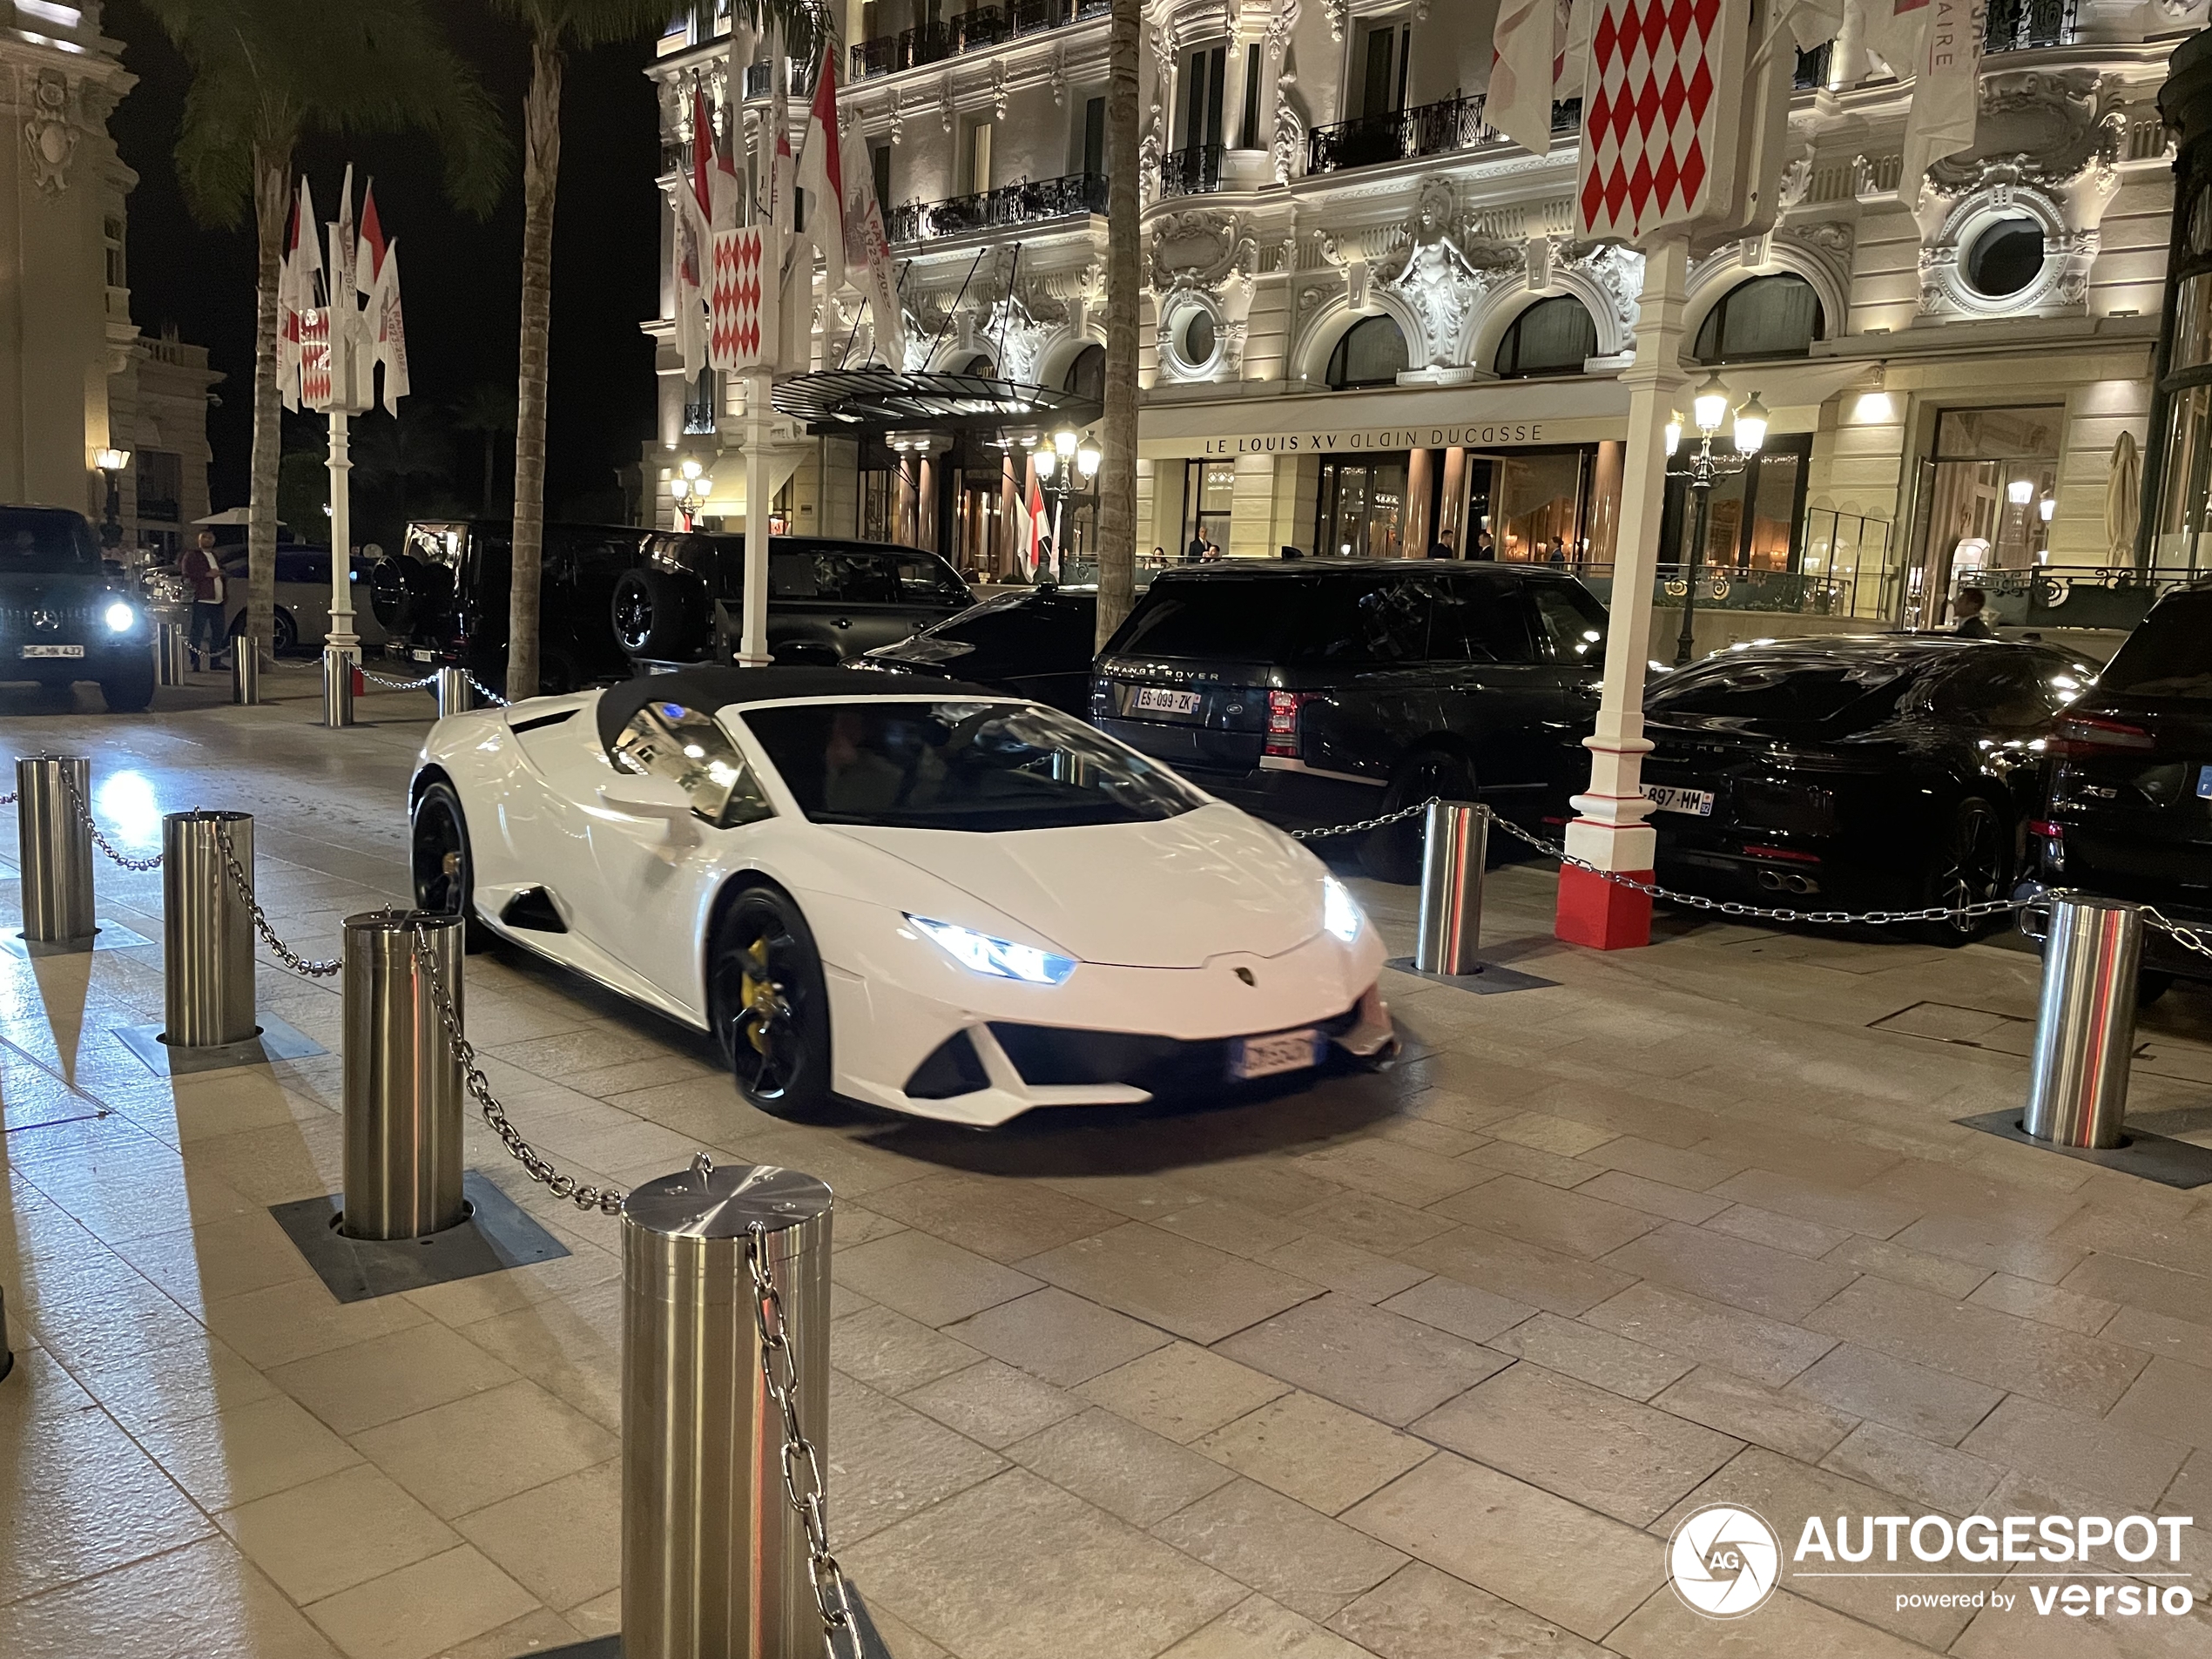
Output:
1181,310,1217,368
1966,219,2045,299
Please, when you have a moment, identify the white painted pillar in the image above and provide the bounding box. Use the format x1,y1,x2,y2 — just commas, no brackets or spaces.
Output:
740,370,773,666
1554,235,1689,951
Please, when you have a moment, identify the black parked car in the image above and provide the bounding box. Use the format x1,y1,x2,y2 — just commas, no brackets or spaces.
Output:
851,582,1100,713
0,505,153,711
1641,635,2099,940
609,532,972,667
2025,584,2212,995
1093,560,1609,879
374,520,647,693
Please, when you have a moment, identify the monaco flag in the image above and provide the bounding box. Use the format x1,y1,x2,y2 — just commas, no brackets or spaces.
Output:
797,41,908,368
278,177,325,412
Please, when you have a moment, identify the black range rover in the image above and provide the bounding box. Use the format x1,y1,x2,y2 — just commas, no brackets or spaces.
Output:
1093,560,1608,879
2027,583,2212,995
0,505,154,711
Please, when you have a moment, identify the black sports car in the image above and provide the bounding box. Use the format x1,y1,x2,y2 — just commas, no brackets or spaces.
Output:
1640,635,2099,939
2024,584,2212,995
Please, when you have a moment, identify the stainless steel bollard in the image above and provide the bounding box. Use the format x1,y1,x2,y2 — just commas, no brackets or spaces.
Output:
156,620,189,686
322,644,357,728
623,1159,834,1659
230,644,262,705
161,812,258,1048
14,756,96,944
435,667,475,718
2023,893,2144,1150
1415,799,1490,976
341,911,467,1240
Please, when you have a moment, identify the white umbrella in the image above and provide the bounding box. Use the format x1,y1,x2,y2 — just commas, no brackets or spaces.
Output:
190,507,288,528
2106,430,2141,565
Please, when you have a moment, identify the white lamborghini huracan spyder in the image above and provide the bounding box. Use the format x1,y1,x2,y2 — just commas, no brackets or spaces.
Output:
409,667,1393,1126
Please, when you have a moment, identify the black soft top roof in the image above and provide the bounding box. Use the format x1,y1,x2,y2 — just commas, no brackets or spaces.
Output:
592,666,1006,755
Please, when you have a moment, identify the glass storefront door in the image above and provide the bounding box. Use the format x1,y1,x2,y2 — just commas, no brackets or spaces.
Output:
1911,406,2060,626
1489,449,1588,565
1317,457,1408,558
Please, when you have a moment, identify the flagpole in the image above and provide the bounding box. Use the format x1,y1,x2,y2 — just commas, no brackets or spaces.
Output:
323,206,359,728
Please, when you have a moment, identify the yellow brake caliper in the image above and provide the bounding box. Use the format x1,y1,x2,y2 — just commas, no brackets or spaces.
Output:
739,936,778,1055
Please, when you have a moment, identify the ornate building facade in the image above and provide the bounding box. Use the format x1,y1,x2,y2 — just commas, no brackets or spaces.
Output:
2,3,219,555
649,0,2203,631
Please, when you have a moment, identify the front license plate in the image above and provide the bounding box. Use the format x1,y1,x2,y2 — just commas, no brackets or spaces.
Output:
1133,686,1201,716
1230,1028,1322,1081
20,644,84,659
411,649,435,663
1649,786,1714,818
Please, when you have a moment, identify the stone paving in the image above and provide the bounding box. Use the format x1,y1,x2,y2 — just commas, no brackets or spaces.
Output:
1,681,2209,1659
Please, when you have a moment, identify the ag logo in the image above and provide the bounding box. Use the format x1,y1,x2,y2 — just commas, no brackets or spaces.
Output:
1667,1504,1780,1619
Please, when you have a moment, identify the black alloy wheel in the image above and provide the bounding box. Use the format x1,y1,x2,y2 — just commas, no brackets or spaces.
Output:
1361,749,1477,884
610,567,710,660
1916,796,2009,945
410,780,491,951
707,887,833,1120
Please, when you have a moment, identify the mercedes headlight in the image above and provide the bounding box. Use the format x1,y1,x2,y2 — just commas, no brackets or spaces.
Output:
1323,875,1365,943
104,601,137,632
907,915,1076,985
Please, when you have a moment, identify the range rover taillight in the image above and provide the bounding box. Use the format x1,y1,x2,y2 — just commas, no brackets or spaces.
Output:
2050,716,2153,756
1265,690,1307,759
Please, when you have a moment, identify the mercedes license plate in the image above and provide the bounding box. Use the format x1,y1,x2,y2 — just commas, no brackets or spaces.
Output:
1229,1028,1321,1082
20,644,84,659
1650,786,1714,818
1133,686,1201,716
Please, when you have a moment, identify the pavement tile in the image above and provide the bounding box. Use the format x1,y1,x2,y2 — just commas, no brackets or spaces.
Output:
1480,1111,1618,1158
844,1171,1123,1264
449,1462,619,1611
1197,1390,1433,1515
1488,1312,1692,1402
2098,1359,2212,1460
825,1372,1008,1545
1784,1343,2003,1447
1887,1214,2088,1284
1966,1271,2121,1336
1326,1561,1611,1659
1606,1585,1940,1659
1453,1138,1601,1190
1397,1225,1638,1317
1575,1136,1744,1192
1427,1173,1656,1260
218,1464,458,1606
1343,1452,1663,1642
1292,1140,1491,1208
1705,1204,1857,1259
1017,1224,1321,1345
1651,1366,1858,1462
832,1231,1042,1327
1583,1283,1835,1388
1284,1192,1454,1255
1076,1340,1292,1444
1412,1362,1739,1526
1216,1292,1511,1426
1571,1170,1731,1225
1375,1276,1536,1345
1822,1234,1992,1300
830,1304,983,1393
942,1285,1173,1386
900,1359,1084,1449
1257,1235,1430,1303
300,1545,537,1659
1599,1221,1859,1323
2057,1254,2212,1327
1008,1406,1238,1527
2102,1305,2212,1371
0,1535,343,1659
1158,1593,1376,1659
349,1380,617,1522
266,1325,517,1437
1153,1477,1409,1624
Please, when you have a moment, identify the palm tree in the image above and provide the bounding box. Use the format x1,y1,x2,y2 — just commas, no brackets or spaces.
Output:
1096,0,1141,645
451,381,519,514
142,0,505,663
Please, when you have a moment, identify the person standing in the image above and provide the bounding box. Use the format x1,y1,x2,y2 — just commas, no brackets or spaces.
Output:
1427,530,1455,559
1952,586,1993,638
1473,529,1496,560
181,529,228,670
1184,532,1206,563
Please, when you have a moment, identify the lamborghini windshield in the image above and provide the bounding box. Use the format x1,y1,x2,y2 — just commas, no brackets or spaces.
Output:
741,700,1207,831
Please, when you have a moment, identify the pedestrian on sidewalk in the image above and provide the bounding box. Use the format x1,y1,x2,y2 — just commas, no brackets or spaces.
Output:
180,529,229,670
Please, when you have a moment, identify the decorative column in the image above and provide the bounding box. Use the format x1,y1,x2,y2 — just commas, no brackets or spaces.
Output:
1404,448,1436,556
1554,237,1690,951
739,372,774,665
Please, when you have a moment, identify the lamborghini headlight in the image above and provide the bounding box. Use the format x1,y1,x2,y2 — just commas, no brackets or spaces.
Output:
1323,875,1364,943
907,915,1076,984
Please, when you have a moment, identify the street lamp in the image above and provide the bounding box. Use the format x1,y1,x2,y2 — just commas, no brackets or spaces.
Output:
1671,374,1757,668
1036,429,1096,580
671,474,693,530
94,447,129,550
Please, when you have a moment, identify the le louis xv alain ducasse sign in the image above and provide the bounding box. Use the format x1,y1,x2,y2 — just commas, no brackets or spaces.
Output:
1192,422,1553,455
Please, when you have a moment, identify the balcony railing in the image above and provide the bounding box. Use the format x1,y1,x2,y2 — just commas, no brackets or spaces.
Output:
885,171,1108,245
1305,95,1581,179
741,55,814,99
1986,0,2076,51
1793,43,1830,91
1161,143,1225,197
849,0,1109,81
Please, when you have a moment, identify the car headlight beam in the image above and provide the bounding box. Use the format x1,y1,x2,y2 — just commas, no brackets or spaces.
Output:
907,914,1076,985
1323,875,1364,943
104,601,137,633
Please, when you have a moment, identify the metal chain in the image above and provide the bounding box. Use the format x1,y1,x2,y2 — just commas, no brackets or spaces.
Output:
1289,795,1441,842
361,669,438,691
57,765,163,870
2143,906,2212,961
1486,813,2027,927
745,1213,862,1659
210,820,342,977
0,790,15,807
408,921,627,1214
463,671,511,709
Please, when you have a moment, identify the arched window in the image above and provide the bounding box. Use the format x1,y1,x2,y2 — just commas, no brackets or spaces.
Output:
1325,315,1409,389
1062,343,1105,401
1693,274,1824,363
1494,297,1598,378
952,352,996,377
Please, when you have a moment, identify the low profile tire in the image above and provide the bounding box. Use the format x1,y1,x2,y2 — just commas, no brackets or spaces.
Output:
1361,750,1475,884
610,567,711,660
707,887,833,1121
410,780,492,952
1913,796,2009,946
98,661,156,712
273,610,299,654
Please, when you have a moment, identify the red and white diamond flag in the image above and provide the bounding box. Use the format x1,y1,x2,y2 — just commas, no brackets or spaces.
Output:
1576,0,1728,242
711,226,778,371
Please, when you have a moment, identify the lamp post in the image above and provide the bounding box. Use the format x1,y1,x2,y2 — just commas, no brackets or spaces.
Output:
94,448,130,550
1669,375,1765,668
1035,428,1100,580
671,457,705,531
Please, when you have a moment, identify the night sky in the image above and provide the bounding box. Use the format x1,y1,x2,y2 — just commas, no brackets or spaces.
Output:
108,1,664,540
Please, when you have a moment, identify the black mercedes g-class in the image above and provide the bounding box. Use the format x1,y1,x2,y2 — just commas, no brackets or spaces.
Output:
0,505,155,711
609,532,972,667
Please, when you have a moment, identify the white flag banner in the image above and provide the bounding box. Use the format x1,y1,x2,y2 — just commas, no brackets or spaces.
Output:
797,44,846,297
1777,0,1846,51
1488,0,1568,156
279,177,323,412
841,122,907,368
673,84,716,379
372,238,410,415
1863,0,1983,187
